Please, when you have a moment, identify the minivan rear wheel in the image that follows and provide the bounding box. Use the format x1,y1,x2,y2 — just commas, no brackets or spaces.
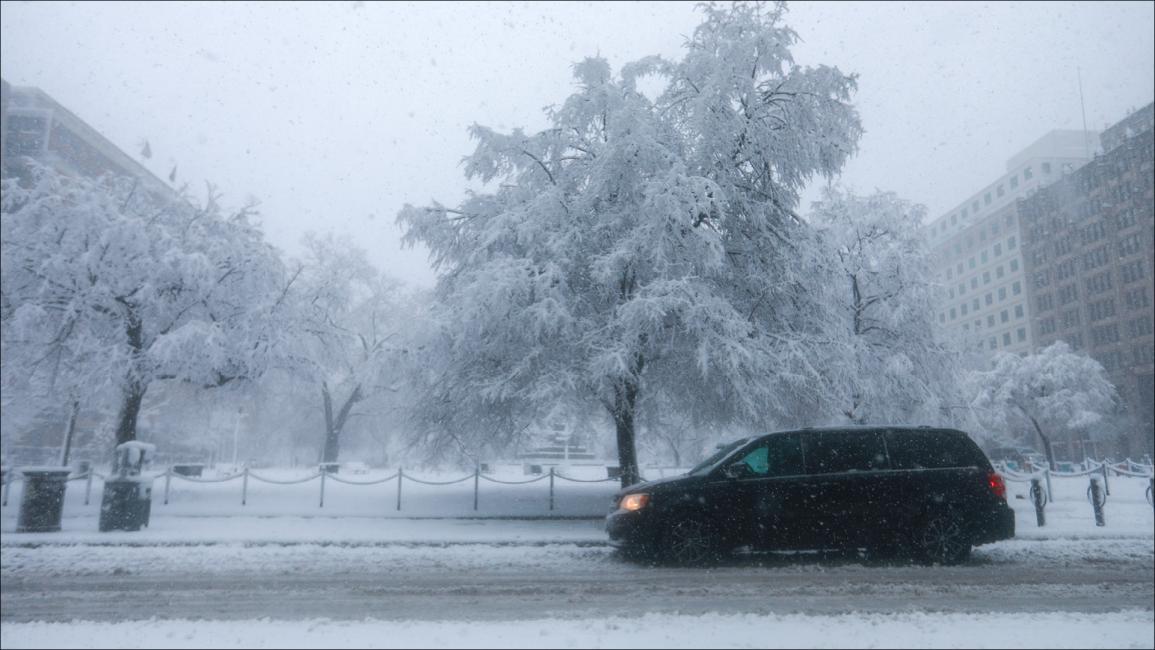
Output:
662,517,723,565
915,512,971,565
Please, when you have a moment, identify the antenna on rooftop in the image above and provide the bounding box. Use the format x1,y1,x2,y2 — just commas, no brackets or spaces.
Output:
1077,66,1091,159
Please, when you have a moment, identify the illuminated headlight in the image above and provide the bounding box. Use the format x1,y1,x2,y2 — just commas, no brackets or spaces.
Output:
620,493,650,512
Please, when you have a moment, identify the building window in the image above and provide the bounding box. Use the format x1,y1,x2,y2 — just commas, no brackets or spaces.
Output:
1128,316,1153,338
972,201,980,213
1090,324,1120,346
1088,299,1116,322
971,277,978,290
961,303,968,316
969,257,976,270
1086,272,1114,295
998,287,1007,300
1010,175,1019,189
997,185,1005,198
984,192,992,205
1010,258,1020,272
1008,236,1016,250
1037,293,1054,312
1017,327,1027,342
1135,345,1154,366
1039,317,1056,335
1013,281,1022,295
1061,309,1080,329
950,308,957,320
983,271,991,284
1015,304,1024,318
985,293,994,306
1023,166,1033,180
973,298,980,311
1000,309,1009,323
1058,284,1078,305
1119,233,1143,257
1124,288,1150,310
989,337,998,350
994,243,1002,257
996,265,1005,279
1120,260,1146,284
1042,162,1052,174
951,214,958,225
987,315,996,328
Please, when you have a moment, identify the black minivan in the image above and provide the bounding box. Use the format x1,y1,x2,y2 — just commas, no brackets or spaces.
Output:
606,426,1014,565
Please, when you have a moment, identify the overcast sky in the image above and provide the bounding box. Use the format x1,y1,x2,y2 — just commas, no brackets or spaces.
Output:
2,1,1153,288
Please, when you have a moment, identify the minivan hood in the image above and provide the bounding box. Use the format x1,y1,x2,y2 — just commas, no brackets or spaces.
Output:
615,472,695,496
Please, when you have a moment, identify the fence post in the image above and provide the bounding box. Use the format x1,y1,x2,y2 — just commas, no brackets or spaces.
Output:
242,466,249,506
1100,462,1110,496
1,469,12,507
473,467,479,511
164,469,172,505
549,467,555,512
83,469,93,506
396,468,403,511
1088,477,1106,527
1029,477,1046,527
1043,468,1053,504
319,468,325,509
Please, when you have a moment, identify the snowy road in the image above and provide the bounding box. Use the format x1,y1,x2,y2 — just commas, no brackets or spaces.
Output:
3,538,1152,623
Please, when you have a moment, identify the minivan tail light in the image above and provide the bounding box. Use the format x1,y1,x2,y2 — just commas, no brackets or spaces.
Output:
987,471,1007,500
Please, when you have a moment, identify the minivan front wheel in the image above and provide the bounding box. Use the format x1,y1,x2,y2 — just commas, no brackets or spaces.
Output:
915,512,971,565
662,517,722,565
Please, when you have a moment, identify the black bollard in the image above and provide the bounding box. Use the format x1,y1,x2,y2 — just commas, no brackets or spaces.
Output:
1029,477,1046,527
1088,477,1106,527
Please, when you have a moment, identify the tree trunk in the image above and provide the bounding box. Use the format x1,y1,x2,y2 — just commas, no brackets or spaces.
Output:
1025,412,1057,471
114,379,148,446
611,377,642,488
321,383,363,464
59,400,80,466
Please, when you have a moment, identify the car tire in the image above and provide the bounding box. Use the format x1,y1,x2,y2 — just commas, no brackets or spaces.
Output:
914,511,971,565
661,516,724,566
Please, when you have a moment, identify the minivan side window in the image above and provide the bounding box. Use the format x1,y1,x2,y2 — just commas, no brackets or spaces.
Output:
802,431,888,474
885,430,989,470
732,433,804,477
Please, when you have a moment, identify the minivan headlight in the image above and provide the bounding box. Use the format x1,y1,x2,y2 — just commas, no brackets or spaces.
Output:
620,493,649,511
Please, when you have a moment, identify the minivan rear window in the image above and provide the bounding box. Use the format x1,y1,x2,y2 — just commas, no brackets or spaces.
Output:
803,431,888,474
885,430,990,470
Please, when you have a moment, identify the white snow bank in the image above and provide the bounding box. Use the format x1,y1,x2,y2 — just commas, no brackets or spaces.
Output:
3,537,1150,579
2,610,1152,649
0,516,608,547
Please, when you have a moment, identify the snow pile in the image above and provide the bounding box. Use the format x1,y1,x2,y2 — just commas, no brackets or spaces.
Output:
3,610,1152,649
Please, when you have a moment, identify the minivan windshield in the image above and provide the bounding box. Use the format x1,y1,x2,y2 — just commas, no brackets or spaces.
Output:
688,438,750,476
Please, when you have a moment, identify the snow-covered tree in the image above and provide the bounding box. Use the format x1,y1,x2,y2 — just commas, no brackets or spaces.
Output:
1,164,291,451
289,233,408,464
398,2,862,486
811,187,961,425
967,341,1118,469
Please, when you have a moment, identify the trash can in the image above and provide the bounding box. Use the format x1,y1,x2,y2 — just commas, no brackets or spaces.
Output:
99,442,156,533
17,467,72,533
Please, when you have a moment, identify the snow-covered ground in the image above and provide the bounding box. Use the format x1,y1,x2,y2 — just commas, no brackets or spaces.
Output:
2,468,1151,649
4,610,1153,649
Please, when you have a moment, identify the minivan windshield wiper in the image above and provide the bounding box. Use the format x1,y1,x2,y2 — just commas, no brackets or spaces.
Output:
687,438,749,476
